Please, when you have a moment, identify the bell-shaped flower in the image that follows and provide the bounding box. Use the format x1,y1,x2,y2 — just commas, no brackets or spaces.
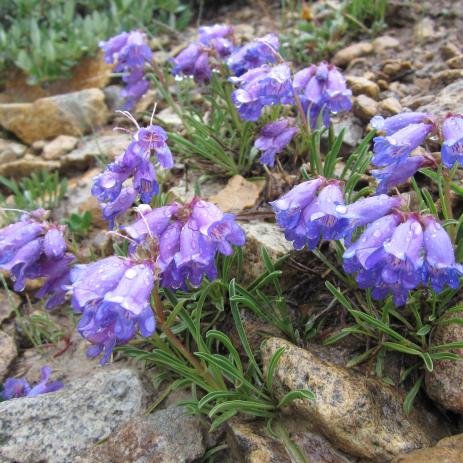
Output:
372,122,434,166
371,155,430,194
422,216,463,293
254,119,299,167
43,226,66,260
227,33,279,76
441,115,463,168
371,112,432,135
102,187,137,229
134,125,174,168
171,43,211,82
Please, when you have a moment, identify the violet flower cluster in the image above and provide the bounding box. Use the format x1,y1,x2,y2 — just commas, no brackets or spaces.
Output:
344,213,463,306
100,31,153,109
69,197,245,364
0,209,74,308
2,366,63,400
272,177,463,306
370,112,463,194
171,24,234,82
92,123,173,228
293,62,352,129
270,178,400,250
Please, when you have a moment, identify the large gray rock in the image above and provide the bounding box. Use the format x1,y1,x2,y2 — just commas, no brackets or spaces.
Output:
425,310,463,413
0,368,147,463
416,79,463,114
77,405,209,463
262,338,448,463
0,89,108,144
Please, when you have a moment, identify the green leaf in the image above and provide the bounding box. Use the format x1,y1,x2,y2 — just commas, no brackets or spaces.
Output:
277,389,315,408
266,347,286,391
403,375,424,415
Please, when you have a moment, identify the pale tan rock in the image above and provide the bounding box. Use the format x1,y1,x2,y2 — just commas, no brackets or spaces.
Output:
0,139,27,163
353,95,379,122
380,97,403,115
440,43,461,60
346,76,380,99
426,310,463,413
446,55,463,69
372,35,400,54
333,42,373,67
417,80,463,114
392,433,463,463
156,107,183,131
0,331,17,381
262,338,447,463
431,69,463,88
0,159,60,178
43,135,79,160
414,18,436,43
209,175,264,213
0,89,109,144
381,60,413,79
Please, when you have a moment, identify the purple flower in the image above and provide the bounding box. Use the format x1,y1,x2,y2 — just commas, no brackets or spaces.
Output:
359,216,424,306
441,115,463,168
372,118,435,166
343,213,401,274
227,33,279,76
102,187,137,229
199,23,234,59
422,216,463,293
70,257,156,364
371,112,432,135
341,194,402,239
2,366,63,400
231,64,294,121
271,179,350,250
99,30,152,109
171,43,211,82
371,155,430,194
43,226,66,260
293,62,352,128
254,119,299,167
92,123,174,228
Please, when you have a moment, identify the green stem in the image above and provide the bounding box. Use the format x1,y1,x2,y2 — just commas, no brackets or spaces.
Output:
152,285,221,390
224,81,242,132
442,168,455,240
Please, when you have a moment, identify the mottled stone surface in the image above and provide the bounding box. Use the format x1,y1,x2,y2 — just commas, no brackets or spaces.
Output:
262,338,447,463
353,95,379,122
0,331,17,381
417,79,463,114
391,433,463,463
43,135,79,160
0,368,147,463
227,418,355,463
0,158,60,177
346,76,380,99
426,310,463,413
77,405,208,463
0,89,108,144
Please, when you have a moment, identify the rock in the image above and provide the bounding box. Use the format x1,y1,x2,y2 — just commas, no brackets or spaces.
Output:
391,433,463,463
440,43,461,60
156,107,183,131
380,97,403,115
329,114,364,149
0,139,27,163
168,174,224,204
425,310,463,413
78,405,208,463
61,132,131,170
446,55,463,69
31,139,46,153
431,70,463,88
372,36,400,54
333,42,373,67
0,89,109,144
0,368,148,463
103,85,126,113
43,135,79,160
346,76,380,99
414,18,436,43
209,175,264,213
241,221,293,282
353,95,379,122
0,289,21,326
261,338,447,463
381,60,413,80
227,418,354,463
0,158,60,178
417,79,463,114
0,331,17,381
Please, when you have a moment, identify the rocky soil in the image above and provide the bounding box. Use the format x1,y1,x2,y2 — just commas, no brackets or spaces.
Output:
1,1,463,462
